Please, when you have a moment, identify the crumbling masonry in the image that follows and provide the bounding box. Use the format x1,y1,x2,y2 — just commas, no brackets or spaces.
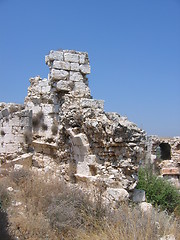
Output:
0,50,179,202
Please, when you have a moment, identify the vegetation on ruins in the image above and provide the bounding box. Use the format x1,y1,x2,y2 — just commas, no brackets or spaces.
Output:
137,167,180,215
32,111,44,128
0,170,179,240
0,129,5,137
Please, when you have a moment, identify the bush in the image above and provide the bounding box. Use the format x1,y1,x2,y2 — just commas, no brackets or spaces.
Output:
32,111,44,128
136,168,180,215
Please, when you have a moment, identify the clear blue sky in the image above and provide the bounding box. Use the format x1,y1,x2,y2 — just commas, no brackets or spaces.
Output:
0,0,180,137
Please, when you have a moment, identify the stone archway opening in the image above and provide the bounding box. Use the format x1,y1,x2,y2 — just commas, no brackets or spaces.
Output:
176,144,180,150
159,143,171,160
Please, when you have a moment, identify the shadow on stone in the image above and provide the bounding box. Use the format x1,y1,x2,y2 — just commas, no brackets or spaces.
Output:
0,210,14,240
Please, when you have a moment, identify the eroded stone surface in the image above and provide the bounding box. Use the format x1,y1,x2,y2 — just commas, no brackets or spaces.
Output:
2,49,178,205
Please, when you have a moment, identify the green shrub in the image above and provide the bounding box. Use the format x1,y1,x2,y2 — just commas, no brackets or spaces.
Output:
136,168,180,215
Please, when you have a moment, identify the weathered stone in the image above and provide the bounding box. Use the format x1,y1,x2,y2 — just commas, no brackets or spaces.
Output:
1,108,9,117
80,64,91,74
47,50,63,62
107,188,129,201
80,99,104,110
14,164,23,170
0,49,151,207
73,81,90,97
50,69,69,80
71,63,80,71
0,111,3,119
159,235,176,240
79,53,88,64
132,189,146,203
69,71,83,81
56,80,72,92
64,52,79,63
53,61,71,70
139,202,152,214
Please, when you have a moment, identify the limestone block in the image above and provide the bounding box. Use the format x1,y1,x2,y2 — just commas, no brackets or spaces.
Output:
73,145,89,156
41,86,51,94
75,174,98,183
31,98,41,105
79,53,88,64
69,71,83,81
107,188,129,201
53,61,71,70
85,155,97,165
42,104,54,115
3,133,13,144
76,162,90,175
50,69,69,80
56,80,71,92
44,166,52,173
31,106,43,116
1,108,9,117
12,153,33,168
39,79,49,87
32,140,57,149
159,235,176,240
48,50,63,61
132,189,145,203
80,64,91,74
80,99,104,110
64,53,79,63
71,63,80,71
73,81,90,96
139,202,152,214
5,144,20,154
14,164,23,170
72,133,89,146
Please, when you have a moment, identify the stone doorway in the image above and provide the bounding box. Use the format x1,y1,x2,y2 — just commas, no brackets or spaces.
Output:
159,143,171,160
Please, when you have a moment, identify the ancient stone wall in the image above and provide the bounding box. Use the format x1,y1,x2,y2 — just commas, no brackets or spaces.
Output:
0,49,148,201
146,136,180,187
0,103,32,163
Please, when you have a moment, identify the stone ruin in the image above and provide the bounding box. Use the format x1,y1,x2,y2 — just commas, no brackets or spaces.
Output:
146,136,180,188
0,49,179,202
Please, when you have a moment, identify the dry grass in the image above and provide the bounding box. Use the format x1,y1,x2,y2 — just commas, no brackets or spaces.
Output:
0,170,179,240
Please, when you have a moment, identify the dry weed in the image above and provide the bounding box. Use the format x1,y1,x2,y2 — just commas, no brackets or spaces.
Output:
3,170,179,240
